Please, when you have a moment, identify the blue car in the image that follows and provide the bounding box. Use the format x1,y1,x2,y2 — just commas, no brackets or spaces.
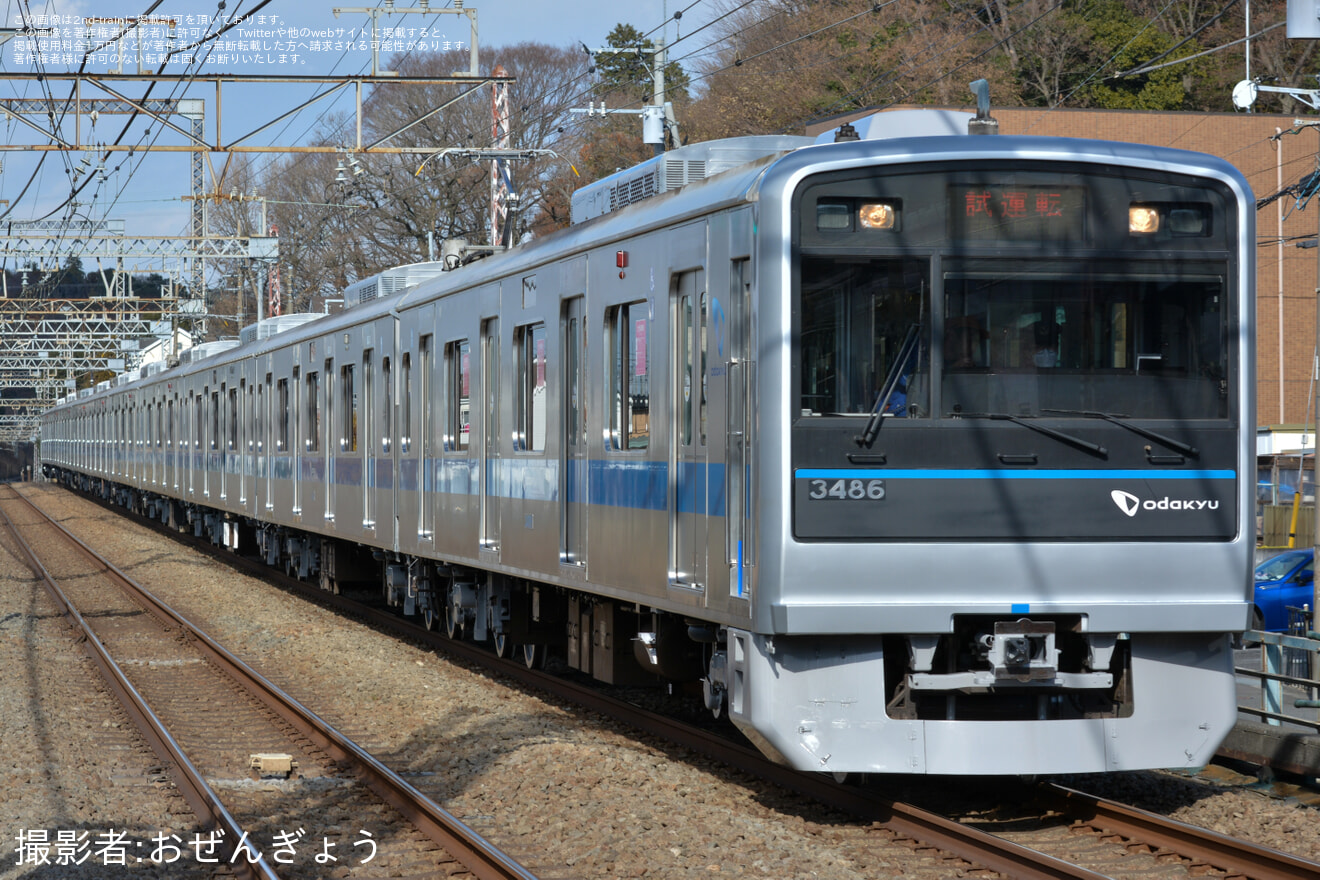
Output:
1252,549,1315,633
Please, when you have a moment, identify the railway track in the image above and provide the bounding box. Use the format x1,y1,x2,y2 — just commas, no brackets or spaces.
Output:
0,484,541,880
27,481,1320,880
223,549,1320,879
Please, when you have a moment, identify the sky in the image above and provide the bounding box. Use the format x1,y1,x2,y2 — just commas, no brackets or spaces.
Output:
0,0,718,255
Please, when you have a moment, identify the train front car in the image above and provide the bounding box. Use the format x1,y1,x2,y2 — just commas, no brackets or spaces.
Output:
729,135,1254,775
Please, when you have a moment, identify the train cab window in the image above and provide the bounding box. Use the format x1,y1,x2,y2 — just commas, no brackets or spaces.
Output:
607,302,650,450
341,363,357,453
941,266,1228,419
799,257,930,418
515,322,547,452
306,371,320,452
445,339,471,452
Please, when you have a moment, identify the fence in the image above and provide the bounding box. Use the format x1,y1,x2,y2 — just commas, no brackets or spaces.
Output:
1259,503,1314,550
1235,606,1320,732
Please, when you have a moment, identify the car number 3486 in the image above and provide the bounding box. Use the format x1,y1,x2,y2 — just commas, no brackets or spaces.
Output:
807,478,886,500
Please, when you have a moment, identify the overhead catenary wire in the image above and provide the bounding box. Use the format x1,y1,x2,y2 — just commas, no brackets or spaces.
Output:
5,0,276,292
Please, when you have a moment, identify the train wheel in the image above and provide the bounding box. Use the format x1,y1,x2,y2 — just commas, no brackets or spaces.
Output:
521,643,540,670
318,565,339,595
492,632,513,659
444,604,462,640
422,606,437,631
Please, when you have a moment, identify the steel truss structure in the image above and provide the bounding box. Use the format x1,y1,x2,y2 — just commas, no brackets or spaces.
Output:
0,219,271,441
0,57,510,442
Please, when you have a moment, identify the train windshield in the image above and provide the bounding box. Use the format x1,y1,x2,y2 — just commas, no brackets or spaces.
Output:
800,257,929,416
795,164,1235,425
940,262,1226,420
798,259,1227,421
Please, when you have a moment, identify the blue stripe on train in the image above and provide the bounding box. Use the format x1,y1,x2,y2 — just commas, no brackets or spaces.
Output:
795,468,1236,480
263,455,729,516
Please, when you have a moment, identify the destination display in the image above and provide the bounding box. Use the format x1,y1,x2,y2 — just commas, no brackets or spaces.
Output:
949,184,1086,241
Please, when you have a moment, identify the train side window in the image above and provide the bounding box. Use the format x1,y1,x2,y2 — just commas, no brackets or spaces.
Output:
362,351,374,454
419,337,433,458
210,390,220,451
323,361,333,456
607,301,650,450
228,387,238,451
276,379,289,451
400,352,412,453
341,363,357,452
445,339,471,452
382,354,392,454
515,322,547,452
263,376,272,457
306,371,320,452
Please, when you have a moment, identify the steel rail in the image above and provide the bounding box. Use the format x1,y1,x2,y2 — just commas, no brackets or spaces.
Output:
1044,783,1320,880
0,489,281,880
13,489,539,880
498,661,1114,880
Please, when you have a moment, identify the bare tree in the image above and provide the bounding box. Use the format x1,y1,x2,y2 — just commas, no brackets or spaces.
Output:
684,0,1007,140
346,43,592,262
233,42,590,316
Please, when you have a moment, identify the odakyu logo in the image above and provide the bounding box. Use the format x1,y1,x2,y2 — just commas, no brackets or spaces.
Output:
1110,489,1220,517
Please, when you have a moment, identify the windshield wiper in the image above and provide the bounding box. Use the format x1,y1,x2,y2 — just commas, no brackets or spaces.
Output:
958,412,1108,458
1042,409,1198,458
857,323,920,448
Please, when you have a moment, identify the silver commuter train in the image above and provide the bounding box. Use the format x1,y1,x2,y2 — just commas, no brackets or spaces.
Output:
40,109,1256,775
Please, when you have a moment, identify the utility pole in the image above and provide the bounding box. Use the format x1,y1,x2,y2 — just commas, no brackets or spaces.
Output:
332,1,480,77
414,146,558,259
490,64,510,248
1241,0,1320,622
576,41,679,154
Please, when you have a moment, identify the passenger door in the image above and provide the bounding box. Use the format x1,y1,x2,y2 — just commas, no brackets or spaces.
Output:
561,295,588,566
670,269,708,592
362,348,376,530
417,334,436,544
480,317,501,551
725,259,753,601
